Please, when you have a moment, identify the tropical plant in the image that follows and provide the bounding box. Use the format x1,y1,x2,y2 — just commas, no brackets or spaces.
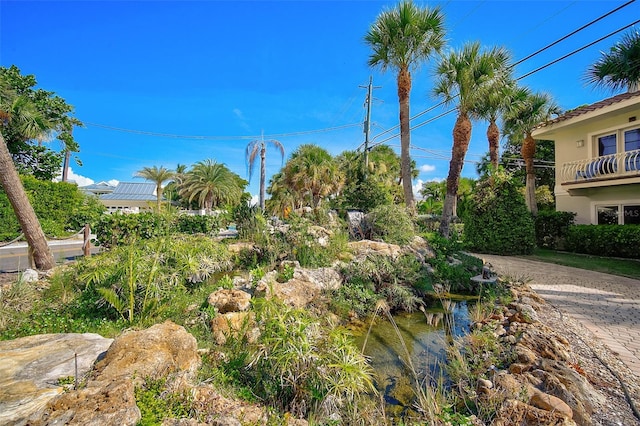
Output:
585,29,640,92
365,0,445,210
503,87,560,215
0,78,55,269
179,159,245,213
366,203,416,245
282,144,344,209
434,42,512,238
265,171,295,217
246,131,284,210
135,165,174,211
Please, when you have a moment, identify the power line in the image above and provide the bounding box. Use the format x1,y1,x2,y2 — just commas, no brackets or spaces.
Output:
84,121,361,141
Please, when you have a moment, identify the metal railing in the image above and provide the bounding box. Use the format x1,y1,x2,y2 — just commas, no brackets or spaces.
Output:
559,149,640,184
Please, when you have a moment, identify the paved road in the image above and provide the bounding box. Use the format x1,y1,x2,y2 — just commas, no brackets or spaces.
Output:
476,254,640,379
0,239,100,272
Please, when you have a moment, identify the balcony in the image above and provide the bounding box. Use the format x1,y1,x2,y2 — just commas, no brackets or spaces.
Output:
560,149,640,186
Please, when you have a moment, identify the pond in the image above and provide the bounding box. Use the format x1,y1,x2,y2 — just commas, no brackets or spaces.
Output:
351,297,475,420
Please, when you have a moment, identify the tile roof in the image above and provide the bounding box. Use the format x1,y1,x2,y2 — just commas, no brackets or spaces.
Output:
537,90,640,129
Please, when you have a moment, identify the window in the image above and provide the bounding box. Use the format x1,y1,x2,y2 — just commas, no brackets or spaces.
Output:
598,134,617,156
597,205,619,224
597,204,640,224
625,129,640,152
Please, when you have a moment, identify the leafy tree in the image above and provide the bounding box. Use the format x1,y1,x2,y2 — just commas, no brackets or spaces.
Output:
246,132,284,210
585,30,640,92
365,0,445,210
0,80,55,269
0,65,81,179
282,144,344,209
265,171,295,217
135,165,174,211
179,160,245,213
434,42,511,237
503,87,560,215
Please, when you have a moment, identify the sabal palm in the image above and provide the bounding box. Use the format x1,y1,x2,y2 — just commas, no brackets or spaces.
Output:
475,67,515,170
434,42,511,237
0,82,55,269
283,144,344,209
365,0,445,210
586,30,640,92
246,132,284,210
503,87,560,215
180,159,242,212
135,165,174,211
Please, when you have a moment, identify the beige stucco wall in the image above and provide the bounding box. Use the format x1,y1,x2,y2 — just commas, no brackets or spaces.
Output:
534,98,640,224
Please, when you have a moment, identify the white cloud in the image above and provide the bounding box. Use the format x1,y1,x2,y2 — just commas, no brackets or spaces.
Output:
413,179,424,200
249,194,259,206
233,108,245,120
107,179,120,187
54,167,94,187
420,164,436,173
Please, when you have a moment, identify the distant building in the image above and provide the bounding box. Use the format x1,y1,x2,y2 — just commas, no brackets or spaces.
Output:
532,90,640,225
83,182,158,213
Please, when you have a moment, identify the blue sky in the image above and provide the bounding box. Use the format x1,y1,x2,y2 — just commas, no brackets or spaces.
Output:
1,0,638,200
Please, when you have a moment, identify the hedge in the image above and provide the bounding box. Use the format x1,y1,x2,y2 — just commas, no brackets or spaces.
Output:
565,224,640,259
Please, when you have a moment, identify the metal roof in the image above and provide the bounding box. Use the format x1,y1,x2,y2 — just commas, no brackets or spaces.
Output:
99,182,157,202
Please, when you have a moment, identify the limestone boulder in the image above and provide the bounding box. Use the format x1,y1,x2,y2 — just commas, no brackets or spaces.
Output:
528,385,573,419
493,399,577,426
94,321,200,383
255,267,342,309
348,240,401,259
208,289,252,313
516,324,571,361
0,332,113,426
210,312,258,345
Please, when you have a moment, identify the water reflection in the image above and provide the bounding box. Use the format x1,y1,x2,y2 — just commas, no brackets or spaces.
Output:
352,298,473,420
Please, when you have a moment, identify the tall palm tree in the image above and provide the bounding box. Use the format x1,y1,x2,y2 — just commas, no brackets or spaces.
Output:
503,87,560,215
0,83,55,270
179,159,243,212
283,144,344,209
585,30,640,93
475,69,515,170
434,42,511,238
134,165,174,211
365,0,445,210
246,131,284,211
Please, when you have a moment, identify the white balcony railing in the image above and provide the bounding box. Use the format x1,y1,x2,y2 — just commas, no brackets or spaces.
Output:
560,149,640,184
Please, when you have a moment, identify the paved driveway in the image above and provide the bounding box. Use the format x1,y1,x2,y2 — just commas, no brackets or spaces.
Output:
474,254,640,378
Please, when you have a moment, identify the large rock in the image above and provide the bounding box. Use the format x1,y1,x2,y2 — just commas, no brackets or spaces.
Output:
93,321,200,383
0,333,112,426
29,321,200,426
348,240,401,259
493,399,577,426
255,267,342,309
208,289,252,313
210,312,257,345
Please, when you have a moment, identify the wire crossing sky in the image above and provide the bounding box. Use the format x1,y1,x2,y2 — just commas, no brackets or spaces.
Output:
1,0,638,199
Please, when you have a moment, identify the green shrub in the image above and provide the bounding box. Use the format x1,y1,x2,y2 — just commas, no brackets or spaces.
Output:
565,224,640,259
175,214,222,235
366,204,415,245
94,212,173,248
463,171,535,255
0,176,106,241
534,210,576,249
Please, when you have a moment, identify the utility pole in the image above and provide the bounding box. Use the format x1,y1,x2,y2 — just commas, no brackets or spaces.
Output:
360,76,380,171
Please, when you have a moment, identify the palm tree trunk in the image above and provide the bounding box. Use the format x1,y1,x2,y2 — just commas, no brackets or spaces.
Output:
398,67,415,211
156,185,162,211
487,119,500,170
521,133,537,214
62,149,70,182
0,132,55,270
259,143,266,210
439,113,472,238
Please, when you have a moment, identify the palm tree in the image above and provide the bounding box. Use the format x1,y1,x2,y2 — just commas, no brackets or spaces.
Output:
503,87,560,215
134,165,174,211
283,144,344,209
179,159,243,212
585,30,640,93
365,0,445,210
0,83,55,270
475,69,515,170
434,42,511,238
246,131,284,211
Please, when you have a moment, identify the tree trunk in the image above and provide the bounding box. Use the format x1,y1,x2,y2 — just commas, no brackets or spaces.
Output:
0,132,55,270
397,67,415,211
487,119,500,170
521,133,538,214
439,113,472,238
156,185,162,211
62,149,70,182
259,143,266,210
